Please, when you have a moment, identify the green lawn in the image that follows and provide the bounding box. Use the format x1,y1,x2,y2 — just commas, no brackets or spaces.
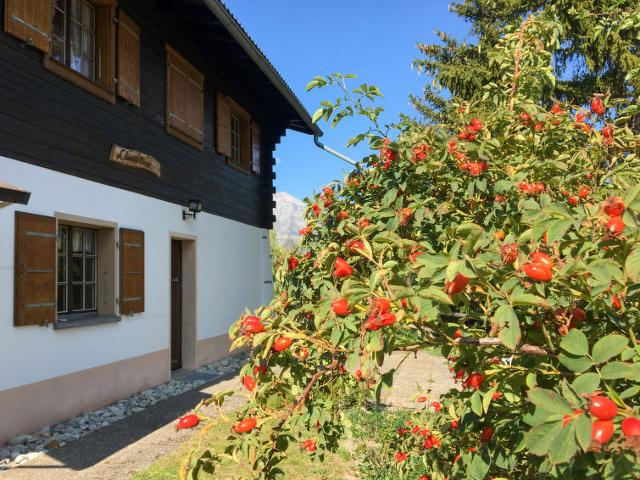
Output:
129,418,353,480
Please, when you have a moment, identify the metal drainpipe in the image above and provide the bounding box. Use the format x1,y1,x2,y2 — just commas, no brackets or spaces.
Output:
313,133,357,166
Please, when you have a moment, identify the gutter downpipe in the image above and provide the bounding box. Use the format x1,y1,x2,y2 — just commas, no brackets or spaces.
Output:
313,132,357,166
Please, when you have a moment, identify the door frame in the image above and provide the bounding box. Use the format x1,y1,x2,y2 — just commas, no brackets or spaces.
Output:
169,233,197,371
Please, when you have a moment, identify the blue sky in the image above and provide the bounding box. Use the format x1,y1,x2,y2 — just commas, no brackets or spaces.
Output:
223,0,469,200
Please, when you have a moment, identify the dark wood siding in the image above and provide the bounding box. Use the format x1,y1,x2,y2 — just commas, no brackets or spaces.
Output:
0,0,279,228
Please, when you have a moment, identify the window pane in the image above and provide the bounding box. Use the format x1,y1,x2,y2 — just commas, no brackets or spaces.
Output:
52,9,65,38
69,20,81,45
53,0,65,11
84,230,96,255
83,3,94,30
71,285,84,311
57,256,67,283
84,284,96,310
82,60,91,80
69,26,82,74
57,227,67,254
82,29,94,56
72,228,82,253
70,0,82,20
57,285,67,313
52,38,65,63
71,256,83,282
85,257,95,282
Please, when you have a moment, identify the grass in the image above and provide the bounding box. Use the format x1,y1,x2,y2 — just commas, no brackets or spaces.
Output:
129,417,353,480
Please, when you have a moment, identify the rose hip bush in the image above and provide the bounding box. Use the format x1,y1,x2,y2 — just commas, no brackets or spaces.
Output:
181,13,640,480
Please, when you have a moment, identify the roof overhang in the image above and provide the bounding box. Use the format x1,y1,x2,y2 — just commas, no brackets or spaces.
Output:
0,182,31,209
160,0,320,137
201,0,321,136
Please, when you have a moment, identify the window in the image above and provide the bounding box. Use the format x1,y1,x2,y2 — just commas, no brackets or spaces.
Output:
51,0,96,81
216,93,255,173
43,0,115,103
230,114,241,165
57,225,97,314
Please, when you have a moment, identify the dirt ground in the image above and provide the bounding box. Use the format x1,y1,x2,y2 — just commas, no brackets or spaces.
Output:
0,351,453,480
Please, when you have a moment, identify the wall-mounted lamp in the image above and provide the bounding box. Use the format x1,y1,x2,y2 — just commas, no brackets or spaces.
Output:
0,182,31,209
183,199,203,220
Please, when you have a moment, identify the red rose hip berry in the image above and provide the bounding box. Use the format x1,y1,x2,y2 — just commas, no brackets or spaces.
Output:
607,216,624,235
175,413,199,431
589,396,618,420
445,273,469,295
234,417,257,434
272,336,292,352
333,257,353,278
523,263,553,282
242,375,256,392
331,299,350,316
603,196,625,217
242,316,264,335
592,420,615,445
621,417,640,438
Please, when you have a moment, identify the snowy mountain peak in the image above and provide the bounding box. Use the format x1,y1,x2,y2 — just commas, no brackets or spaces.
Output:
273,191,306,249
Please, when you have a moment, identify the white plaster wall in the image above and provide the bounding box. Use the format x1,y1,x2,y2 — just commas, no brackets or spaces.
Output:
0,155,273,391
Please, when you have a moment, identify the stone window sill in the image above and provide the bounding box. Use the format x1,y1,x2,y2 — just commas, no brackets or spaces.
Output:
53,313,121,330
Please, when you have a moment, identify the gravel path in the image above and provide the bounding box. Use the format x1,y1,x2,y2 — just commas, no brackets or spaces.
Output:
381,350,455,408
0,351,452,480
0,353,249,480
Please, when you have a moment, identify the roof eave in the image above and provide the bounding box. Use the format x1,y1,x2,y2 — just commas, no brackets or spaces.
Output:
202,0,322,137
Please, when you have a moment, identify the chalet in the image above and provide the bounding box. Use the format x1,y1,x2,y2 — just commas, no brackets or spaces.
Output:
0,0,316,444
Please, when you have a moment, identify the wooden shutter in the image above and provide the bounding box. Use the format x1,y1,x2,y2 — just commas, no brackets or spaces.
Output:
216,92,231,157
14,212,56,326
119,228,144,315
117,11,140,106
95,3,116,93
251,121,261,174
166,45,204,149
4,0,51,52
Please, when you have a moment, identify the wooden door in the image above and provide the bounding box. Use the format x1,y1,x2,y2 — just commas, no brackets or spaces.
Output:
170,239,182,370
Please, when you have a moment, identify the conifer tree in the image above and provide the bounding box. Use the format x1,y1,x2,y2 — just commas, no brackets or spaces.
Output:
412,1,640,128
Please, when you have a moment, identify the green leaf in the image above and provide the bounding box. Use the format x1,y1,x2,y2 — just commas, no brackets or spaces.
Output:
494,304,521,350
592,335,628,364
624,183,640,209
586,259,623,285
571,372,600,395
575,414,592,452
311,107,325,124
625,248,640,283
494,179,512,193
527,388,572,415
344,351,360,373
470,389,483,416
525,422,563,455
545,218,572,243
559,353,593,373
446,259,463,281
510,292,548,307
548,422,577,464
421,286,454,304
483,384,498,413
375,369,394,404
620,386,640,399
560,329,589,356
601,361,636,379
367,330,384,352
467,453,491,480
